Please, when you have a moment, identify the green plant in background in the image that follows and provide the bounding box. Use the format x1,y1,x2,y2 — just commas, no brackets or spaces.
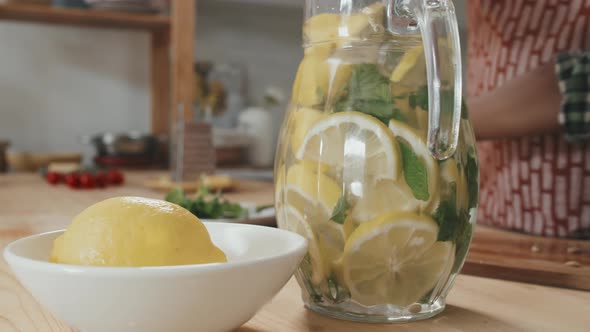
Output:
165,187,248,220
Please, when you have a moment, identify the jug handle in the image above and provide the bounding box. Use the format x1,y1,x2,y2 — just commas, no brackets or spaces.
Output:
408,0,462,160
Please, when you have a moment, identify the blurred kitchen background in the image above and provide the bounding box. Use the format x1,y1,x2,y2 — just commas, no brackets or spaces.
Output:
0,0,467,177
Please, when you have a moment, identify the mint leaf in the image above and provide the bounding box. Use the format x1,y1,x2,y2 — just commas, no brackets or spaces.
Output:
433,199,459,242
334,99,347,113
197,185,211,197
434,181,460,240
409,85,429,110
335,99,396,124
432,181,473,271
165,188,189,208
392,107,408,122
166,186,247,220
330,195,350,225
221,200,249,219
256,204,274,213
334,64,398,125
348,64,392,101
433,191,472,244
409,85,463,119
398,139,430,201
466,152,479,209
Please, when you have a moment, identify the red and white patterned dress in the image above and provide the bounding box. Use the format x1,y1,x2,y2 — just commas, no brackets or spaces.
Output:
467,0,590,238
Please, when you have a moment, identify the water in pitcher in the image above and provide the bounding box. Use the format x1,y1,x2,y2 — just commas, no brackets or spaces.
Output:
275,0,478,322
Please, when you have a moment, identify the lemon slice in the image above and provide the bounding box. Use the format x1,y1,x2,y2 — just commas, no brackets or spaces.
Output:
290,54,328,107
284,186,346,272
304,42,336,58
275,159,331,217
351,178,421,224
279,163,346,271
297,112,401,181
315,215,347,270
288,108,326,154
285,162,341,213
297,3,386,107
388,119,439,212
341,211,453,306
390,40,454,90
284,205,325,285
390,45,426,88
291,55,352,107
303,6,384,45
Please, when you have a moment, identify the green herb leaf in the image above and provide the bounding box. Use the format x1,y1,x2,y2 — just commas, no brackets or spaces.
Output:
398,139,430,201
433,199,460,242
392,107,408,122
409,85,460,118
432,181,472,254
335,99,396,124
165,186,248,220
330,195,350,225
409,85,429,110
165,188,189,208
221,200,249,219
334,64,398,125
197,185,211,197
466,152,479,209
348,64,392,101
256,204,274,213
434,180,457,242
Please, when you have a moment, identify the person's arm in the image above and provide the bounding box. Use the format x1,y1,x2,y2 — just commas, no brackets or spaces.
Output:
467,62,563,140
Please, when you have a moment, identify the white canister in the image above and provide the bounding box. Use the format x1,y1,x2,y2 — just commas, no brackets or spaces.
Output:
238,107,275,167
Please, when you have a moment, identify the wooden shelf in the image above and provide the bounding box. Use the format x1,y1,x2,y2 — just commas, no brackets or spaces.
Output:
202,0,301,8
0,0,313,140
0,3,170,31
0,0,196,137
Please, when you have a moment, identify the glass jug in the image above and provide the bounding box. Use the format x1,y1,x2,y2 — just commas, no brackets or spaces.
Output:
275,0,478,322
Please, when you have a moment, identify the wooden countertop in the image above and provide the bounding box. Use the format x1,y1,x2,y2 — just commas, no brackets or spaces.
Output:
1,172,589,331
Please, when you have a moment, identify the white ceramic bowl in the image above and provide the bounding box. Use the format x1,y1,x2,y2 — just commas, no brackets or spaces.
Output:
4,223,307,332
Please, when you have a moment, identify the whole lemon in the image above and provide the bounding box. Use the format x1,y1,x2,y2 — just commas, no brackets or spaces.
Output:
50,197,227,267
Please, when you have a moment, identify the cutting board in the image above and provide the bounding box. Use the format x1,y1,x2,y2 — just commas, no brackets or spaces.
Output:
463,226,590,290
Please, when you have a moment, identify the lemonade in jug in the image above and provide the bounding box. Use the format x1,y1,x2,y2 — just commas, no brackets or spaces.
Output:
275,0,478,322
